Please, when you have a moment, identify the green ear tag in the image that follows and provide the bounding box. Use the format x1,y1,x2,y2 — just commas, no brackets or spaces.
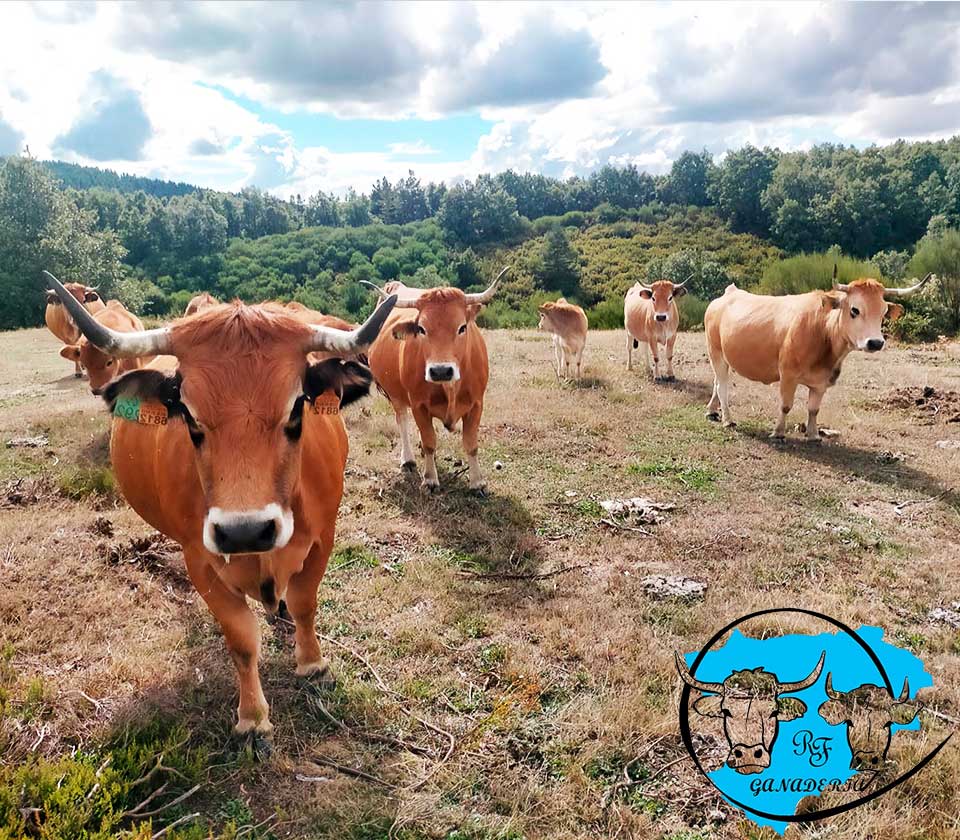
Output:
113,396,141,422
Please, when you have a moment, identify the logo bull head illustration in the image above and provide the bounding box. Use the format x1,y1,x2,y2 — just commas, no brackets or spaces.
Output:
818,673,921,771
676,651,825,774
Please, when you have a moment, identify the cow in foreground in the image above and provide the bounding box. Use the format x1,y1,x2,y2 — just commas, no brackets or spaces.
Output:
60,300,156,394
676,651,825,774
819,674,920,771
703,272,932,440
44,282,106,376
43,271,396,750
184,292,220,317
625,279,687,381
538,298,588,383
365,268,508,493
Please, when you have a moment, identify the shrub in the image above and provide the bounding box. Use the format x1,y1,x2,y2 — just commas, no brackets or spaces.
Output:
585,297,624,330
887,293,955,342
759,250,879,295
678,294,709,331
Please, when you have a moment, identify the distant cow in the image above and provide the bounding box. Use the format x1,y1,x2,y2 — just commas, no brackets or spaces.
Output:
43,270,395,748
184,292,220,317
676,651,825,774
60,301,156,394
45,283,106,376
624,279,687,381
365,268,508,493
703,271,932,440
538,298,588,383
819,674,920,771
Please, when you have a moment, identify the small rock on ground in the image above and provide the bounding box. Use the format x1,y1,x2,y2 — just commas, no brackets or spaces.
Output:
641,574,707,600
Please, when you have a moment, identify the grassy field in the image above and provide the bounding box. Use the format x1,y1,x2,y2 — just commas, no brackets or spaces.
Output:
0,325,959,840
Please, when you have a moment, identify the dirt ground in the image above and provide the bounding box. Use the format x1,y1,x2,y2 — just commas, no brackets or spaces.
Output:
0,325,959,840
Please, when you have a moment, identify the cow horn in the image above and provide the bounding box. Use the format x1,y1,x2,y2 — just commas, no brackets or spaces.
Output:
673,273,694,292
897,677,910,702
824,671,841,700
778,651,825,694
359,279,389,301
305,294,397,353
42,271,171,358
638,282,654,293
884,273,934,298
463,265,510,305
674,651,724,694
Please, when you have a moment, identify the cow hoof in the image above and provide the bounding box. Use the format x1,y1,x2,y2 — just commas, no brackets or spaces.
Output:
722,421,737,429
237,729,273,761
421,479,440,494
469,485,488,498
74,372,83,379
300,662,336,691
401,460,417,473
663,375,676,382
770,432,786,441
705,411,721,422
804,437,823,446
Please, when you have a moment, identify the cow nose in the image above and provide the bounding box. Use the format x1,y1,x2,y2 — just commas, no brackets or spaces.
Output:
212,517,277,554
655,313,667,322
427,364,456,382
866,338,885,352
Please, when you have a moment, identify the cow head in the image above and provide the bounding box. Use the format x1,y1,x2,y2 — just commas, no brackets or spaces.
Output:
46,282,104,313
384,267,508,384
636,279,687,322
59,339,118,393
43,270,395,557
826,270,932,353
184,292,220,317
676,651,825,774
818,674,920,771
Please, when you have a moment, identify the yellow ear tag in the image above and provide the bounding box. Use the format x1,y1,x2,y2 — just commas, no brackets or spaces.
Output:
311,391,340,416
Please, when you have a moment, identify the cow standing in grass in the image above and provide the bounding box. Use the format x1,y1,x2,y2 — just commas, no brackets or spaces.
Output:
43,270,395,751
703,272,931,441
45,282,106,376
60,300,157,394
538,298,588,383
364,268,508,494
624,279,687,381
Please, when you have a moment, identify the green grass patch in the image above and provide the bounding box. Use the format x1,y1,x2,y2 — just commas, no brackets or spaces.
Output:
57,464,115,500
626,459,720,491
329,544,379,572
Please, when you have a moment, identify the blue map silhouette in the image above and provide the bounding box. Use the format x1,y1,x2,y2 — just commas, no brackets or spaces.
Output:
682,625,931,834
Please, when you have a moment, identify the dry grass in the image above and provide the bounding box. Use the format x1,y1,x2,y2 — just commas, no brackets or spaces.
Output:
0,326,958,839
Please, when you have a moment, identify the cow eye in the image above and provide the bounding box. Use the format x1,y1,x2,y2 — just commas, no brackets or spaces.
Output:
416,324,426,336
284,396,305,441
850,307,860,318
181,408,205,447
458,323,467,335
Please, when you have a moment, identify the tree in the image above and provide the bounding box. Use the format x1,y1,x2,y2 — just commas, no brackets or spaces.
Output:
304,190,341,227
437,176,523,245
661,151,713,206
535,227,581,296
710,145,779,235
910,228,960,332
588,164,656,209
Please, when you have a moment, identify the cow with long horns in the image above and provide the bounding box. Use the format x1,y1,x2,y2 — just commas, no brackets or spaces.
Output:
42,270,396,750
363,268,508,494
44,282,106,376
703,270,933,440
676,651,825,774
624,278,688,381
818,674,920,771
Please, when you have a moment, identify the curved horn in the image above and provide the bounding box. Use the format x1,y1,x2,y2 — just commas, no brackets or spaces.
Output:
673,273,694,292
637,281,654,293
305,294,397,353
779,651,825,694
42,271,171,358
897,677,910,702
674,651,724,694
359,279,389,301
464,265,509,305
884,273,934,298
824,671,841,700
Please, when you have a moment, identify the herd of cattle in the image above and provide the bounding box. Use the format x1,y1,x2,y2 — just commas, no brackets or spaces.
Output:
38,268,933,751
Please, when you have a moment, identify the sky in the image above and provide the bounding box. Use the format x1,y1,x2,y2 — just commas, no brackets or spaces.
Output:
1,1,959,198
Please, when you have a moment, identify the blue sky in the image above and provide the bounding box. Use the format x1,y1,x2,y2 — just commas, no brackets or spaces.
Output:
1,2,958,196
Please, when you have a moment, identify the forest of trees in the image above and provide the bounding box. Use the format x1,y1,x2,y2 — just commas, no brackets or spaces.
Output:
3,136,960,340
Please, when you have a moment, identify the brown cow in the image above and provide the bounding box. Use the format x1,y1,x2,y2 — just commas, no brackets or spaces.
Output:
703,272,932,441
43,270,396,750
538,298,588,383
184,292,220,317
624,279,687,381
365,268,508,493
60,300,157,394
44,283,106,376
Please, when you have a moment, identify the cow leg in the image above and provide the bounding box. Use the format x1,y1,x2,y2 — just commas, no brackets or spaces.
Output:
412,405,439,491
74,359,83,378
773,379,798,439
285,538,335,686
664,332,677,381
626,332,633,371
395,406,417,471
462,401,485,494
711,357,735,427
706,380,721,420
553,336,563,379
804,387,825,443
575,346,583,384
648,339,660,380
184,553,271,739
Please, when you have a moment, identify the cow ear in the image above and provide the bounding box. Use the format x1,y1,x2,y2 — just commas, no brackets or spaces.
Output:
305,359,373,408
102,368,182,410
885,302,904,321
84,290,101,303
638,289,653,300
889,701,920,725
672,286,688,299
60,345,81,362
692,694,724,718
818,699,848,726
391,319,420,341
46,291,58,305
777,697,807,721
466,303,483,323
822,292,843,310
